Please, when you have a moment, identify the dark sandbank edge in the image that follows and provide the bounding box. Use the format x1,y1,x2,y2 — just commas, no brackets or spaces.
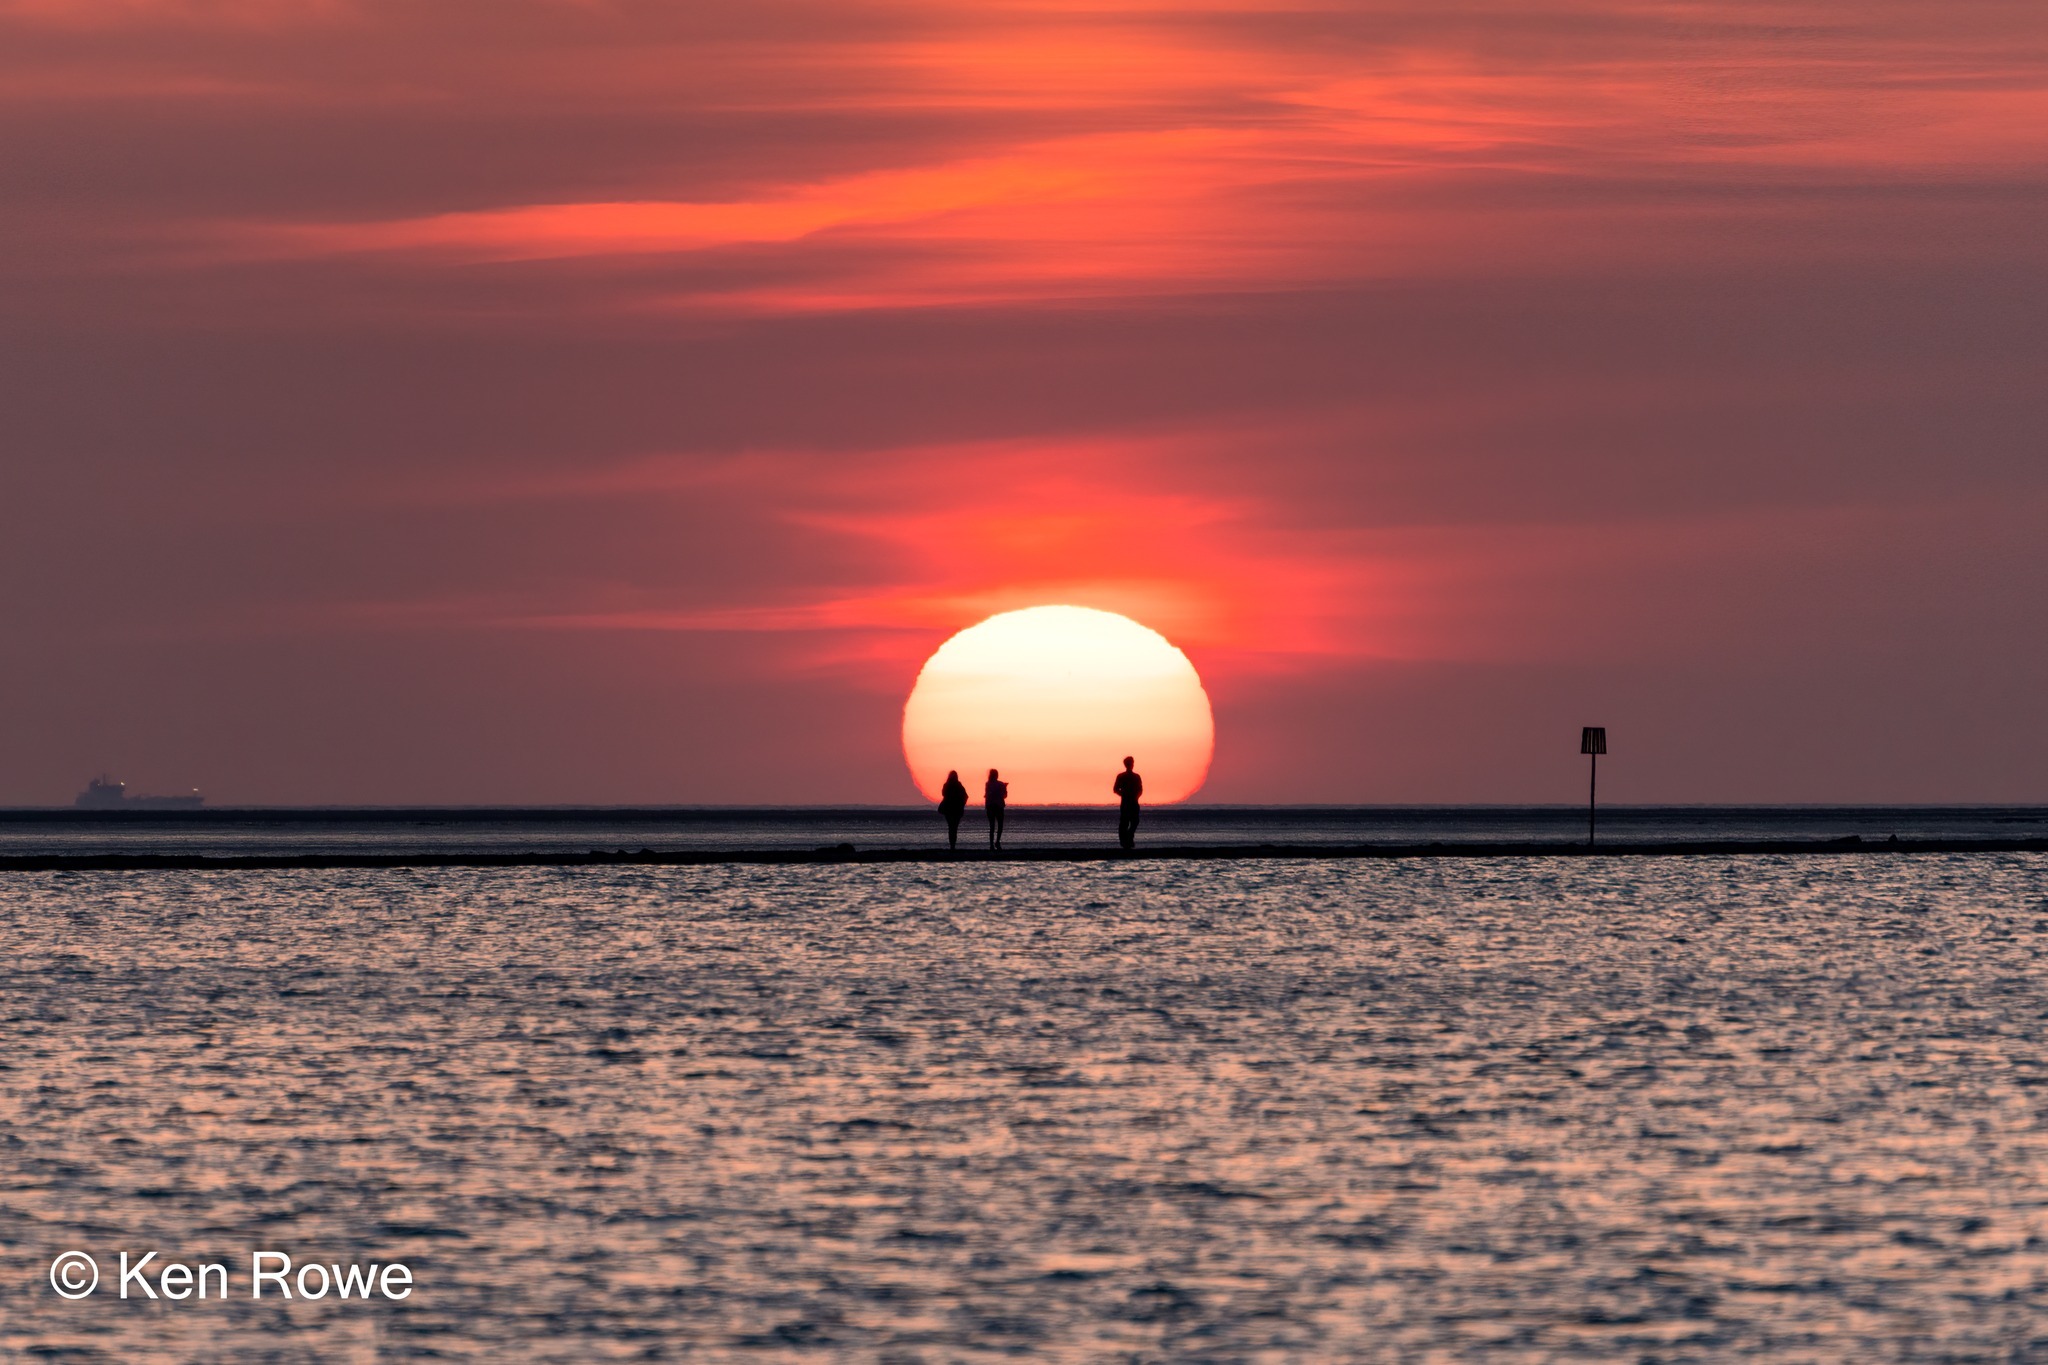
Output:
3,836,2045,872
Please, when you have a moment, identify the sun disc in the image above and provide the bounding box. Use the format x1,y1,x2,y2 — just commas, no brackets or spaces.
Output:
902,605,1214,804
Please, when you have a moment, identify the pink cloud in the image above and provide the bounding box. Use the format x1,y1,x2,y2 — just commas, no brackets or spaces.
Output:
109,0,2035,315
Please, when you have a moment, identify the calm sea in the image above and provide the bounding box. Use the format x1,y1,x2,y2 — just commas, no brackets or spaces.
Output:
7,837,2048,1359
0,804,2042,857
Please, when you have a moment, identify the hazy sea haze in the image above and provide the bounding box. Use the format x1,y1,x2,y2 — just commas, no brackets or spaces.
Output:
8,852,2048,1360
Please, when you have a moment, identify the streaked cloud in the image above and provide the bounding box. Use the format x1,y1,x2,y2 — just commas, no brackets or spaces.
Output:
16,0,2047,312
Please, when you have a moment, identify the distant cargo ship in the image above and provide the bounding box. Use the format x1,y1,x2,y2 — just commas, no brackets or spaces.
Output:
75,776,204,810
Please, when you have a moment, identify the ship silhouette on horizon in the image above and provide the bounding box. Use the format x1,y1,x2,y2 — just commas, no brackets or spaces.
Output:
75,775,204,810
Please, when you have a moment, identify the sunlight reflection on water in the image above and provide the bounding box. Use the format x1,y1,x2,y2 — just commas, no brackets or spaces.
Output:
6,855,2048,1360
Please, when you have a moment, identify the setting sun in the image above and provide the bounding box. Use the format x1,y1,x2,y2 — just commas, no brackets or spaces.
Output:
902,605,1215,805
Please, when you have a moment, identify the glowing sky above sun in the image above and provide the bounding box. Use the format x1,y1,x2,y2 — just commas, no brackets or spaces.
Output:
903,607,1214,805
0,0,2045,804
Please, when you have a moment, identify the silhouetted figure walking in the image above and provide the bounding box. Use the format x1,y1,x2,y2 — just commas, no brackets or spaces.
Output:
1113,756,1143,849
984,768,1008,849
938,770,968,850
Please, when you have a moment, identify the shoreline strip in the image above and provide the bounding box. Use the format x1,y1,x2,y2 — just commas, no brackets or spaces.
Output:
2,836,2045,871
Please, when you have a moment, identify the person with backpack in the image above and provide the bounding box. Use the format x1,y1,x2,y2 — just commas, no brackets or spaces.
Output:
984,768,1009,850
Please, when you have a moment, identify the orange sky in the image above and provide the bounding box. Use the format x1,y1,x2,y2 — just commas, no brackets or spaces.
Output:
1,0,2045,802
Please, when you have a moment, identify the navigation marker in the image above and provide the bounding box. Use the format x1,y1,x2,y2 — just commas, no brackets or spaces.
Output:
1581,726,1607,846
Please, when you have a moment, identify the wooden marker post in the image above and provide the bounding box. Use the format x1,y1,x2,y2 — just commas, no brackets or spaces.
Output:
1581,726,1607,846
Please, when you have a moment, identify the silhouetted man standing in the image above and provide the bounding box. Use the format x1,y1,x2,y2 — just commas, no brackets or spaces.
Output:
984,768,1008,849
938,770,968,850
1113,756,1142,849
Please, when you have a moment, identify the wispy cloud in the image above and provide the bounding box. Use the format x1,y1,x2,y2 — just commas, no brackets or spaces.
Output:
160,6,2048,312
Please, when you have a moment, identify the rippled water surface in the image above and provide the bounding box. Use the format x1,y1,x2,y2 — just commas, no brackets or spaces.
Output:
7,855,2048,1361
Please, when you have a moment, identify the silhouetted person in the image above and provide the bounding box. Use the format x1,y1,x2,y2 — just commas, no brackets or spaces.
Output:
938,770,968,850
1113,756,1143,849
984,768,1009,849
